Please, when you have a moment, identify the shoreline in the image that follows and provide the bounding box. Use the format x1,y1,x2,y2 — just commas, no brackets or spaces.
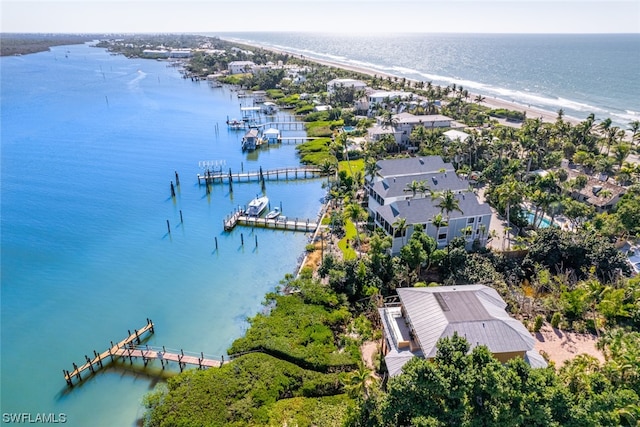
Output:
223,37,580,126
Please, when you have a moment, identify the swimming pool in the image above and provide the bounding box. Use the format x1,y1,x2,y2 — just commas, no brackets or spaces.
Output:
526,210,552,228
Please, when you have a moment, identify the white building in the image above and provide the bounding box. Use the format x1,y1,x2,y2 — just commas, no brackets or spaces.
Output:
327,78,368,94
228,61,256,74
368,112,454,146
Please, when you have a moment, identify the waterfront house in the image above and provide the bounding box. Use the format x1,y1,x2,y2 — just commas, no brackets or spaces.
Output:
367,156,490,251
378,285,547,377
228,61,256,74
563,168,626,213
327,78,368,94
368,112,454,146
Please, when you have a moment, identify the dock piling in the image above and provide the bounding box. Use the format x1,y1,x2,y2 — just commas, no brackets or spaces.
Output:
215,237,218,250
180,210,183,223
170,181,176,197
241,233,244,245
175,171,180,186
166,220,171,234
255,235,258,247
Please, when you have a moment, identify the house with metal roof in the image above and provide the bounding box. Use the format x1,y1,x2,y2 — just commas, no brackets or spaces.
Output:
379,285,547,377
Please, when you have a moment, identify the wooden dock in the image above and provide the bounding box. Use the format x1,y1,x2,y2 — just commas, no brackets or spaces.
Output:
224,214,318,232
279,137,321,144
255,121,306,131
62,319,226,387
198,166,322,185
63,319,155,386
113,345,224,371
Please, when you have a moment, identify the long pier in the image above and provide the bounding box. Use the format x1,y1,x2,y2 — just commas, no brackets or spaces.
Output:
62,319,224,387
224,212,318,232
197,166,323,185
113,345,224,371
255,121,306,131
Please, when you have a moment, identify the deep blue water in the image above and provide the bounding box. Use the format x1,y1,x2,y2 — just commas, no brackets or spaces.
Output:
1,43,324,426
219,32,640,128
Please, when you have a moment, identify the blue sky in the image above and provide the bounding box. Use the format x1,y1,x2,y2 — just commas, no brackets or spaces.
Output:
1,0,639,34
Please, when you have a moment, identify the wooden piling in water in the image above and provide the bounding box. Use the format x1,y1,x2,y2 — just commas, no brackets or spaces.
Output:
180,210,183,223
167,220,171,234
170,181,176,197
241,233,244,245
175,171,180,186
215,237,218,250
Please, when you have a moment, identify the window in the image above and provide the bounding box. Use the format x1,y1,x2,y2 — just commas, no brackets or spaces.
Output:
438,233,447,240
467,217,474,224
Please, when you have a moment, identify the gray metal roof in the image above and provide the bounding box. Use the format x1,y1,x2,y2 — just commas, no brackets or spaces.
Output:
372,172,469,199
377,192,492,226
397,286,535,358
376,156,454,178
384,349,418,377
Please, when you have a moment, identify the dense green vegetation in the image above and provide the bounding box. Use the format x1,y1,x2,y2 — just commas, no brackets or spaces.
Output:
351,334,640,426
143,353,350,427
0,33,100,56
122,34,640,426
228,279,358,372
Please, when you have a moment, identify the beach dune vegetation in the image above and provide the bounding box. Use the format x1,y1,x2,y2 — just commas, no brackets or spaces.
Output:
228,279,358,372
142,353,348,427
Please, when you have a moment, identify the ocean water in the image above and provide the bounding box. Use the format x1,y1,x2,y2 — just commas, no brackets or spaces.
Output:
220,32,640,129
1,43,325,426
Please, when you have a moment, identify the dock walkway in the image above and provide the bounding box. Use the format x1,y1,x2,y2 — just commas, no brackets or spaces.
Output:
63,319,155,386
62,319,224,387
114,345,223,370
198,166,322,185
224,214,319,232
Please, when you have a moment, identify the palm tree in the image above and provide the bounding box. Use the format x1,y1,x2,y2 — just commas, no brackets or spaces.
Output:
433,189,462,245
496,178,524,250
431,212,447,247
380,110,398,130
392,217,409,246
403,180,429,199
320,159,337,186
343,362,378,400
474,94,486,104
628,120,640,147
344,202,366,253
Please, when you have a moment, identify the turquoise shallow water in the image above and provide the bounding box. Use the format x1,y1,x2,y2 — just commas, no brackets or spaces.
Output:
1,43,324,425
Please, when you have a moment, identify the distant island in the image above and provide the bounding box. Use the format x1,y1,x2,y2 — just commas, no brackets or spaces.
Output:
0,33,101,56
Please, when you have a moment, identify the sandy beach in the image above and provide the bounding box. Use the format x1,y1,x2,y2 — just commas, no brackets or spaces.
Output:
226,38,578,126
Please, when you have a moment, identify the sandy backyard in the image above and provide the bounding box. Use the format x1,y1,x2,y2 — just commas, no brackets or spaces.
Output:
534,323,605,367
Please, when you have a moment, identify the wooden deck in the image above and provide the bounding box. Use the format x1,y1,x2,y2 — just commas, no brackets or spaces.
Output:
63,319,155,386
114,346,224,370
198,167,322,185
224,214,318,232
62,319,226,387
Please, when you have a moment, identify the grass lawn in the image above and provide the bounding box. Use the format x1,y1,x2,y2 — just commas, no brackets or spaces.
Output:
338,219,357,260
338,158,364,178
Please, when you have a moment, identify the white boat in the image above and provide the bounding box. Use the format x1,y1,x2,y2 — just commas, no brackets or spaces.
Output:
265,207,281,219
246,196,269,217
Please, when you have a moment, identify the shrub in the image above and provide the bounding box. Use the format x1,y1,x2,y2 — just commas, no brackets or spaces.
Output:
551,312,562,329
533,315,544,332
